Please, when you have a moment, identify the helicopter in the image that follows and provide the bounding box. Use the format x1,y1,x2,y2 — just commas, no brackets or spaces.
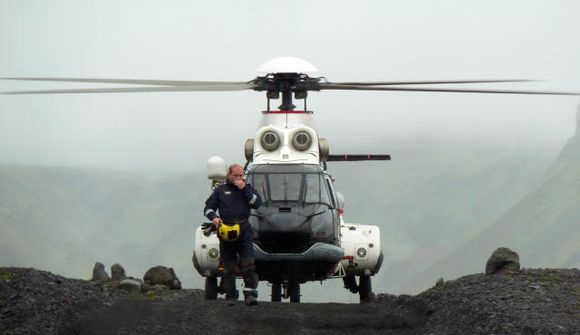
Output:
3,56,580,303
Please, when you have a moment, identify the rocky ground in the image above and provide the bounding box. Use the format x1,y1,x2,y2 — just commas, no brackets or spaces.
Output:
1,267,579,335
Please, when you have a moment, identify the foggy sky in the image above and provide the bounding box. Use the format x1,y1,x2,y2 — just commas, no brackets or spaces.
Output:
1,0,579,174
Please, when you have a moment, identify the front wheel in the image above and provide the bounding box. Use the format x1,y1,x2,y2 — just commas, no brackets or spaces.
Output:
204,277,218,300
289,282,300,303
271,282,282,302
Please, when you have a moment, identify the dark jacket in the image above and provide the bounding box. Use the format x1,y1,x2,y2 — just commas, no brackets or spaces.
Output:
204,181,262,222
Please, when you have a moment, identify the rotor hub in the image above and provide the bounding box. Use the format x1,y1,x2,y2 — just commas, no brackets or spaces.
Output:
251,73,323,111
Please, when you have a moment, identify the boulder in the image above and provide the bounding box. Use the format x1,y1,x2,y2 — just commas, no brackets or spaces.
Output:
486,247,520,275
143,266,182,290
111,263,126,281
118,278,143,292
91,262,110,282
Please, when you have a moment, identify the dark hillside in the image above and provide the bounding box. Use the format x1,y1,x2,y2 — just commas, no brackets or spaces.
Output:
328,137,554,293
408,111,580,291
0,165,206,284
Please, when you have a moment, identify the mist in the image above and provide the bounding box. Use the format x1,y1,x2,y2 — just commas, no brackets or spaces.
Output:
1,0,580,301
1,0,579,175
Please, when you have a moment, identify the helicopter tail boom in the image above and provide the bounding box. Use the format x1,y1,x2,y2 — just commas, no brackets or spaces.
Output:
327,154,391,162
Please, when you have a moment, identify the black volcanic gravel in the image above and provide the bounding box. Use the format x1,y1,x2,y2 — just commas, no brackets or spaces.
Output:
0,268,119,334
413,269,580,335
1,267,578,334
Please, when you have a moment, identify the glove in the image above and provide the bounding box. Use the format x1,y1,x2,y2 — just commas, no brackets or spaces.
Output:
201,222,217,237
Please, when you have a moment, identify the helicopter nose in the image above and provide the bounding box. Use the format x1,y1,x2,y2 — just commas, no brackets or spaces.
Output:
280,146,291,161
261,212,309,233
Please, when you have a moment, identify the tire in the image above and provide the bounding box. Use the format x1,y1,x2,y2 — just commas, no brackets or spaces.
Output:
271,282,282,302
358,275,372,302
343,274,358,293
289,282,300,303
205,277,218,300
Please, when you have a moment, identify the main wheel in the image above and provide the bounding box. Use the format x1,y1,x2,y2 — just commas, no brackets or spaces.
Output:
204,277,218,300
289,282,300,303
271,282,282,302
358,275,372,302
343,274,359,293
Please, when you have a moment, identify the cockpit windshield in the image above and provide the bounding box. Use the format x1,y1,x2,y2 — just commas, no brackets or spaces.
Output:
248,165,333,207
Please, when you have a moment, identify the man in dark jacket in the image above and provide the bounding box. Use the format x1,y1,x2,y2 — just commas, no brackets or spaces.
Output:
203,164,262,305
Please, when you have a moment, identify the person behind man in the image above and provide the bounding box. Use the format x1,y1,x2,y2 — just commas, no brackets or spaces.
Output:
203,164,262,306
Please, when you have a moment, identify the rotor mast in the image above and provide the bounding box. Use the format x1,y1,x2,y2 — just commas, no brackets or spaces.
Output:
262,73,312,111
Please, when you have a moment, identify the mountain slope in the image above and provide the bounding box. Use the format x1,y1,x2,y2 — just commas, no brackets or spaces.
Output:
410,110,580,291
328,137,554,293
0,165,207,282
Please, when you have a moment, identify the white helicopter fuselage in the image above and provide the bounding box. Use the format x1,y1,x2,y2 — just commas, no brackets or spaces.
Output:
192,109,383,301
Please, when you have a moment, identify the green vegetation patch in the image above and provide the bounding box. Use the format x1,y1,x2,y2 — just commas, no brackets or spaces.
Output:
0,270,16,283
145,290,157,299
540,272,567,283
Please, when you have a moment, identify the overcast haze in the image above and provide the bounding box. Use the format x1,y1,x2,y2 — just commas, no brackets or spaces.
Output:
1,0,579,174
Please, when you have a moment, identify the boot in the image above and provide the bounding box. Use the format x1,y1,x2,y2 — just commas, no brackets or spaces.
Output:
241,257,259,306
222,271,237,301
244,290,258,306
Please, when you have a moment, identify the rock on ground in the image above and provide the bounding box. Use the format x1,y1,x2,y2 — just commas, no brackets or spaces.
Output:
111,264,127,281
118,278,143,292
485,247,520,275
91,262,110,282
143,266,181,290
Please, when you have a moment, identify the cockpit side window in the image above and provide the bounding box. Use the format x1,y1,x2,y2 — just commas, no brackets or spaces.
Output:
251,173,270,203
325,177,337,209
304,173,331,205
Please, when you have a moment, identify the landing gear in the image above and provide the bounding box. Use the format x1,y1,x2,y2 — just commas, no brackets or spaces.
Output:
343,274,373,302
288,281,300,303
271,282,282,302
276,280,301,303
204,277,218,300
358,275,372,302
343,274,358,293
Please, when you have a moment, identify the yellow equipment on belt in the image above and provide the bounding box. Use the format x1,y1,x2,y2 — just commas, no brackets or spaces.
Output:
218,222,241,242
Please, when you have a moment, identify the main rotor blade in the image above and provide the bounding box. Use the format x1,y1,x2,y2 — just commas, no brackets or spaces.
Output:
319,84,580,96
2,77,252,87
325,79,537,86
2,84,253,94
